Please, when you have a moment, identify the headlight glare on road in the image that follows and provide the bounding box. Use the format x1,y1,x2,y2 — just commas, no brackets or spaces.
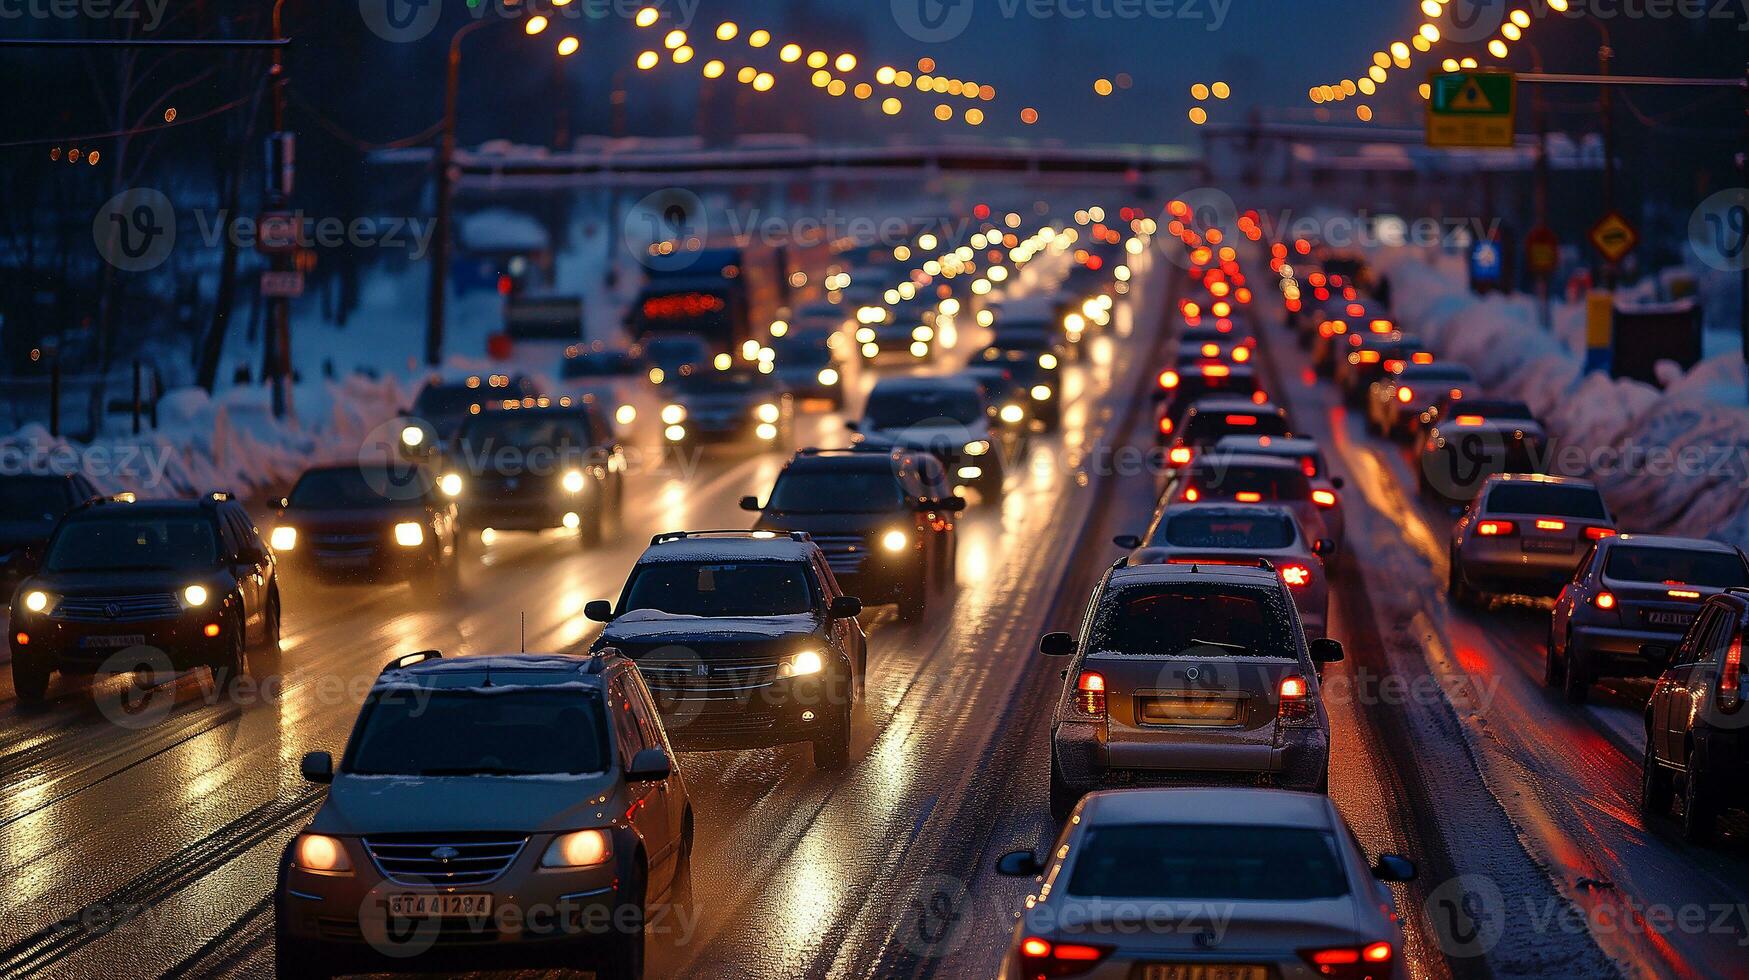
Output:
562,469,586,493
394,522,425,547
964,440,990,456
399,425,425,448
818,368,840,386
756,402,781,423
270,526,298,552
541,828,612,868
661,404,686,425
438,473,463,497
183,584,209,607
294,833,352,873
882,529,910,552
23,590,50,613
780,650,825,678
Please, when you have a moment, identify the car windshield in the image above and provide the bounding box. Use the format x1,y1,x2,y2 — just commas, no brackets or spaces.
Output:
1159,513,1296,550
864,387,982,428
1185,411,1291,445
1487,484,1607,519
622,560,815,616
1190,463,1310,501
347,689,610,776
413,385,477,417
767,469,907,513
1604,547,1749,588
45,514,218,571
289,467,429,509
461,414,593,448
1091,583,1297,657
0,478,74,522
1067,824,1350,901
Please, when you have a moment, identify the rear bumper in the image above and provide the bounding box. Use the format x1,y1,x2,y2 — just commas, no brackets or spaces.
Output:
1457,546,1582,596
1053,722,1329,793
1569,624,1681,677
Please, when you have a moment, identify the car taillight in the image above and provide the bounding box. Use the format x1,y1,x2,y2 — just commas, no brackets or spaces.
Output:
1202,343,1220,357
1396,385,1414,403
1454,414,1485,426
1169,446,1193,465
1281,564,1311,588
1233,345,1251,362
1312,489,1337,508
1278,674,1313,722
1476,520,1516,536
1158,416,1174,434
1594,591,1616,610
1205,364,1231,378
1158,370,1180,389
1535,519,1566,531
1225,414,1257,426
1384,359,1406,374
1235,491,1263,502
1720,636,1742,714
1182,487,1201,502
1300,942,1393,980
1585,526,1617,540
1412,351,1435,364
1301,458,1318,477
1075,671,1106,717
1017,937,1113,978
1251,390,1269,405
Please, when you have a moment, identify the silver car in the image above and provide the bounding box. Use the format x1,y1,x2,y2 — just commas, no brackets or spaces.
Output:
996,788,1414,980
1548,533,1749,704
1449,474,1617,605
1115,503,1333,639
1172,452,1333,550
1041,562,1344,820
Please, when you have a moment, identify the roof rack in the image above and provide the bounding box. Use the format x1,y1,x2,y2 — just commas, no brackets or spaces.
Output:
649,529,811,545
1163,557,1278,572
382,650,443,673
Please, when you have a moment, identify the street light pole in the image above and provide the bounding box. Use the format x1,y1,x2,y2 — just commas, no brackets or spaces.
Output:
426,18,492,368
266,0,295,418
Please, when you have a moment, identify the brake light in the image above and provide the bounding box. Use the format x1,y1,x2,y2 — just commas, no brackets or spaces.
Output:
1204,364,1231,377
1594,591,1616,610
1396,386,1414,403
1158,415,1174,435
1235,491,1263,502
1182,487,1200,502
1169,446,1193,465
1346,303,1364,316
1535,519,1566,531
1281,563,1311,587
1312,489,1338,508
1252,390,1269,405
1357,350,1380,364
1301,942,1393,979
1476,520,1515,536
1075,671,1107,717
1454,414,1485,426
1232,345,1251,362
1721,636,1742,714
1412,351,1435,364
1384,359,1406,374
1668,589,1702,600
1225,414,1257,426
1278,674,1313,722
1369,319,1392,333
1202,343,1219,357
1301,457,1318,477
1585,526,1617,540
1159,370,1180,389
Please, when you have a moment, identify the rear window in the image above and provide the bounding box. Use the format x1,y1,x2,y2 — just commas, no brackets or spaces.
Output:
1091,582,1297,657
1067,824,1350,901
1189,464,1310,501
1185,411,1290,445
1158,513,1296,550
1486,484,1607,520
1604,546,1749,589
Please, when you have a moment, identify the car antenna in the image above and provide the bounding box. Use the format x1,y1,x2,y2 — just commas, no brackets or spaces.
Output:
520,611,526,653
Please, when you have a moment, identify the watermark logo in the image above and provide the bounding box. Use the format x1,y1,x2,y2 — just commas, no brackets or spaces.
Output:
893,0,975,42
358,417,438,502
624,188,708,269
1440,0,1507,42
90,647,180,730
93,188,175,272
359,0,442,43
1426,873,1507,958
898,873,975,957
1690,188,1749,273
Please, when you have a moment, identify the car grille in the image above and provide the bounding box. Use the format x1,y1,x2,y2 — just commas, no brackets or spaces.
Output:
809,534,868,575
310,531,383,561
54,593,181,622
639,654,783,697
362,834,528,887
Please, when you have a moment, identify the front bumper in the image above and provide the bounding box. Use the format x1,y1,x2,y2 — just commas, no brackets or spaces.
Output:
1053,720,1329,793
10,614,229,671
655,675,849,750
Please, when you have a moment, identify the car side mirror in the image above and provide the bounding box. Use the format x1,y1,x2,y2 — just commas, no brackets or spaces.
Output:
584,600,614,623
739,495,762,511
275,496,290,510
300,751,333,784
1039,631,1077,657
626,747,673,782
1312,539,1335,556
1372,854,1417,882
996,850,1045,877
829,595,863,619
1330,476,1345,490
1311,637,1345,664
1112,534,1143,549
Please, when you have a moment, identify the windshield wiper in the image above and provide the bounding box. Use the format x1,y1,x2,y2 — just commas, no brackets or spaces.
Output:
1187,637,1250,652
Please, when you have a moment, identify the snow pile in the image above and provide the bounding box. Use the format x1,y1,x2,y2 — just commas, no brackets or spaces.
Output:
1377,248,1749,551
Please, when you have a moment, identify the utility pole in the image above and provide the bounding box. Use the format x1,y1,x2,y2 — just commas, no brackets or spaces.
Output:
265,0,295,418
426,19,492,368
1739,63,1747,402
1598,42,1618,290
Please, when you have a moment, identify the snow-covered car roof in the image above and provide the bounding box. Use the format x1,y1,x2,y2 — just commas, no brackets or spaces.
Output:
637,532,819,563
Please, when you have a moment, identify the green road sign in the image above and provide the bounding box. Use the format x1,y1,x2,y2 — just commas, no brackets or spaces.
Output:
1426,71,1516,148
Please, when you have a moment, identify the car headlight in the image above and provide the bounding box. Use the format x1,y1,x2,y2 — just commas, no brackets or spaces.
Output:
183,584,209,607
882,529,910,552
270,526,298,552
394,522,425,547
855,327,876,343
779,650,825,678
438,472,463,497
562,469,586,494
756,402,781,424
661,404,686,425
23,590,50,613
964,439,990,456
294,833,353,873
1039,353,1059,369
1000,403,1026,424
648,367,666,385
615,404,637,426
541,828,612,868
665,424,687,442
399,425,425,448
1031,384,1053,401
818,368,840,386
912,325,935,342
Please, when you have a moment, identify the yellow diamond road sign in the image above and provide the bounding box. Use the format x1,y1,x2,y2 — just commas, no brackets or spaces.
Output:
1426,70,1516,148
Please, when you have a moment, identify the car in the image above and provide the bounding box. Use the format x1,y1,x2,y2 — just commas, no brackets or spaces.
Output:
1310,312,1395,376
995,788,1414,980
1368,362,1476,440
1417,401,1548,503
0,471,101,590
1549,534,1749,704
1115,503,1334,639
639,332,713,385
1642,590,1749,842
1449,474,1618,606
974,331,1065,430
1175,325,1258,368
275,650,690,979
557,344,651,435
270,463,463,589
1333,332,1425,404
8,493,279,703
1171,452,1334,549
1040,560,1343,819
744,448,964,621
657,367,793,451
958,364,1032,435
585,530,867,769
1212,435,1347,548
1159,397,1291,465
851,376,1006,499
401,373,540,455
769,331,846,408
443,402,625,546
858,297,935,361
1153,362,1260,430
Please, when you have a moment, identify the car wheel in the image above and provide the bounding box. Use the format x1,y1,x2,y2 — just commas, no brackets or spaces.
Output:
263,589,283,651
1447,558,1477,609
600,863,647,979
10,658,51,704
1562,644,1590,705
1543,624,1565,687
1681,748,1716,844
1048,756,1079,823
209,611,246,692
1641,737,1675,819
812,701,853,770
670,816,695,910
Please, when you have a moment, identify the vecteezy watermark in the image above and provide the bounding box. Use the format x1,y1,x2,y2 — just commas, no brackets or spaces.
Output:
357,0,443,42
1691,188,1749,273
0,0,169,30
1150,191,1500,270
0,438,174,487
92,194,437,271
1426,873,1749,957
360,0,702,43
893,0,1231,42
93,188,175,273
1420,429,1749,501
624,188,709,268
1439,0,1748,42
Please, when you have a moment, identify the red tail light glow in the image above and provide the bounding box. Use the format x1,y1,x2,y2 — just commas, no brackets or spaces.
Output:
1668,589,1702,600
1585,526,1617,540
1017,936,1114,978
1476,520,1515,536
1301,457,1318,477
1368,319,1393,333
1454,414,1485,426
1384,359,1405,374
1721,636,1742,714
1357,350,1380,364
1235,491,1263,502
1159,370,1180,389
1252,390,1269,405
1412,351,1435,364
1225,414,1257,426
1182,487,1200,501
1202,343,1220,357
1301,941,1393,978
1281,563,1311,587
1312,489,1338,507
1075,671,1107,717
1594,591,1616,610
1169,446,1193,465
1278,674,1313,722
1535,519,1566,531
1233,345,1251,362
1204,364,1231,377
1158,416,1174,434
1396,386,1414,403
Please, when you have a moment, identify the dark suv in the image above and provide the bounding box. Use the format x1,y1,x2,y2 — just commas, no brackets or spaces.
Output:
443,403,625,546
0,472,100,590
742,448,964,621
8,493,279,702
586,531,867,770
1642,590,1749,843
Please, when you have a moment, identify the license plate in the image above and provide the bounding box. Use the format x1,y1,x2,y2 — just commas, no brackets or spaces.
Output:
1142,965,1268,980
1138,696,1244,726
1522,538,1573,554
387,894,493,918
1645,611,1693,627
79,634,147,649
